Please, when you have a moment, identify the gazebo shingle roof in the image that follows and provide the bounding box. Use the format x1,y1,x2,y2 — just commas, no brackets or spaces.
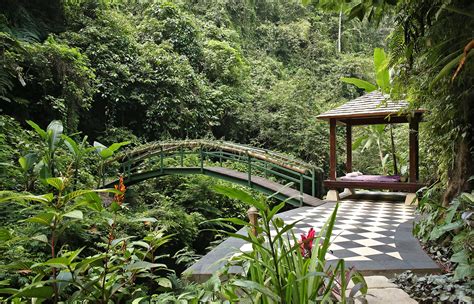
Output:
316,91,424,120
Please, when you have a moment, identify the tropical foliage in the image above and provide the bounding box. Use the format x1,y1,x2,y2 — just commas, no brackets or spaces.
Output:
154,185,367,303
414,190,473,280
212,185,367,303
0,0,473,302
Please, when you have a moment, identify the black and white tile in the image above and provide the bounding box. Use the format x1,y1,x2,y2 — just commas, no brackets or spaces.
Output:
270,200,416,263
187,199,440,281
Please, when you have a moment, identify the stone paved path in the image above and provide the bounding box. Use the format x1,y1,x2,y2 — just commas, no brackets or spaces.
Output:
185,198,440,282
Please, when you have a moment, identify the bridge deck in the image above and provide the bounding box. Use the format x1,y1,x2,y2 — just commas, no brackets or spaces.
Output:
185,196,440,283
206,167,324,206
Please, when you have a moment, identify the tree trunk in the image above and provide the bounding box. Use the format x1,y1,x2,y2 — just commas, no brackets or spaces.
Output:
377,139,386,175
390,124,398,175
443,96,474,206
337,10,342,53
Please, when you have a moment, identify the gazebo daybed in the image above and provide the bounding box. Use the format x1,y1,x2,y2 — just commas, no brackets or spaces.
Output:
316,91,425,204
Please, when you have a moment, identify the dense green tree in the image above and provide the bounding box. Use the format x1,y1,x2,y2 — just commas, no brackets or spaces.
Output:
0,0,390,280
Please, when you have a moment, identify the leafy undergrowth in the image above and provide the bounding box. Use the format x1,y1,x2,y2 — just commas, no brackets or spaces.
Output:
393,271,473,303
421,244,453,272
395,190,474,303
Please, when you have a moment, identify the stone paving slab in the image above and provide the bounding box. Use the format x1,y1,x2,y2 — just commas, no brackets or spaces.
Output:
185,199,440,283
364,288,417,304
349,276,417,304
364,276,398,288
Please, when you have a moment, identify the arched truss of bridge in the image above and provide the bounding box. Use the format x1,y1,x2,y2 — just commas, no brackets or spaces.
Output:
105,140,324,206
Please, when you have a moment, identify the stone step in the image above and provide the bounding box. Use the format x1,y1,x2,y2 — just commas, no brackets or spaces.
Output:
349,276,417,304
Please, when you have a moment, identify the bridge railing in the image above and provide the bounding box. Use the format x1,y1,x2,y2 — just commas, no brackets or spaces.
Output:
116,140,323,202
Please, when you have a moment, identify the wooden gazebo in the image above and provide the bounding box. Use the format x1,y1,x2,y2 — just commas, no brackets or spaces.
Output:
317,91,425,202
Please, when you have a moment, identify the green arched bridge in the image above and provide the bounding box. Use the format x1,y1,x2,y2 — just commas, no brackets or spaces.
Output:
105,140,324,206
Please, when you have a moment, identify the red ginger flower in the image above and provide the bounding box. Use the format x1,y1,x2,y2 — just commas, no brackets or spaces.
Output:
113,175,126,205
299,227,316,258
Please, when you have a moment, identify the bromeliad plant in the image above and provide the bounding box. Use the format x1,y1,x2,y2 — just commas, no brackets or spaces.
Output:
213,185,367,303
299,227,316,258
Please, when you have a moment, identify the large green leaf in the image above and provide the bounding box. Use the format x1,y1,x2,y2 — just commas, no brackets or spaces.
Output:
56,271,73,293
232,279,281,302
62,135,79,156
46,177,67,191
62,188,118,204
349,3,365,21
212,217,250,227
99,148,114,159
352,135,367,150
39,162,52,180
212,184,264,209
63,210,83,220
131,297,148,304
14,286,54,299
94,141,129,159
156,277,172,289
460,192,474,203
340,77,377,92
454,263,473,280
0,288,17,295
108,141,131,153
0,262,33,275
68,192,105,212
374,48,390,92
18,153,37,172
350,271,368,296
66,247,85,264
0,192,53,204
93,141,107,153
31,234,48,244
445,198,461,223
125,261,166,271
76,254,106,270
26,120,47,140
46,120,63,151
441,5,474,18
429,221,463,240
25,213,55,226
32,257,70,268
450,249,469,264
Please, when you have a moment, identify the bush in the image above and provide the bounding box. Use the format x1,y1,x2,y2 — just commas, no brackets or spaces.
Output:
393,271,473,303
414,190,474,280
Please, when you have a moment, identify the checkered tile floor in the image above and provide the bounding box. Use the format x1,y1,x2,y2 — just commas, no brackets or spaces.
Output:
187,198,440,279
240,200,415,263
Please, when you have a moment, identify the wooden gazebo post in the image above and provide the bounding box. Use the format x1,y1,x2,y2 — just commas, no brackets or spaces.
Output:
329,118,337,180
327,118,340,200
409,116,420,182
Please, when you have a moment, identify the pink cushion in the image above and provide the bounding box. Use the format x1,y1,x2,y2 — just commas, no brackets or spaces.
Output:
340,175,401,182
